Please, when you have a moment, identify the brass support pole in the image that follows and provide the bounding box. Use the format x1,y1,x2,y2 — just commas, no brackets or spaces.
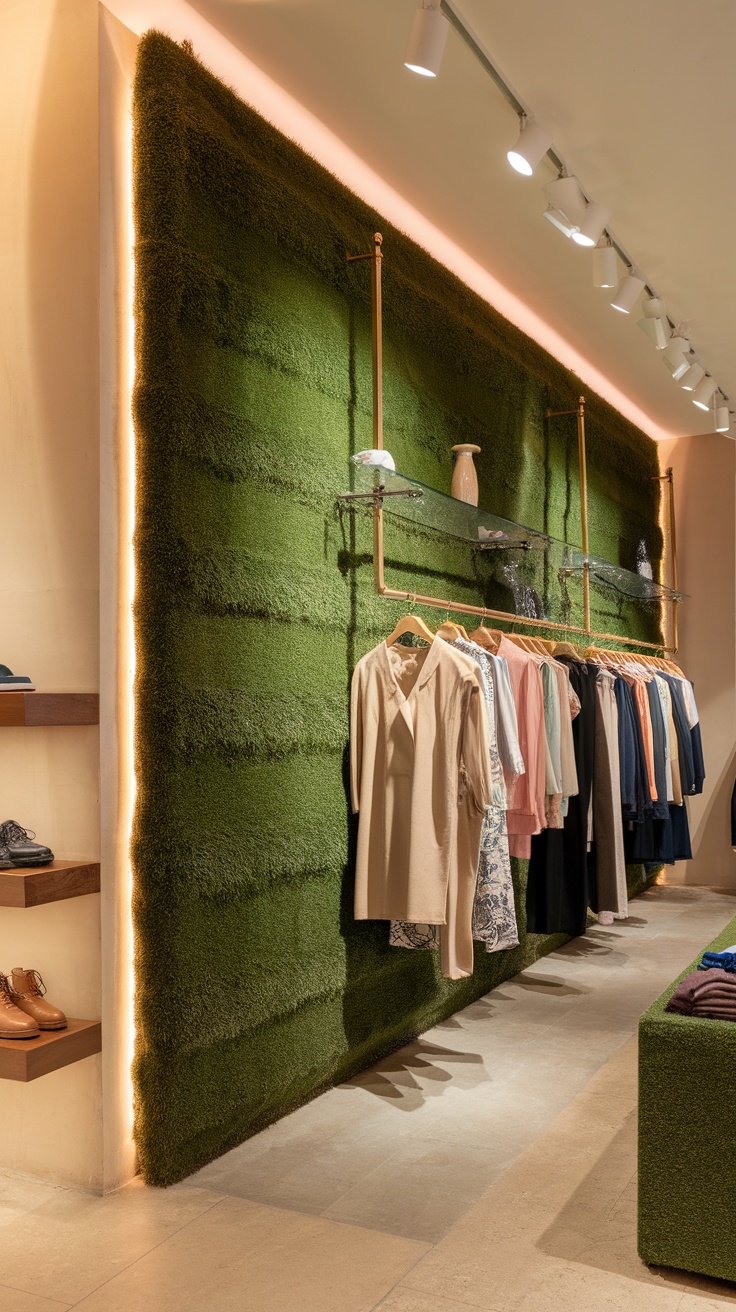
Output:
667,467,679,653
371,234,383,452
576,396,591,633
546,396,590,635
370,235,384,595
347,233,384,592
651,467,679,652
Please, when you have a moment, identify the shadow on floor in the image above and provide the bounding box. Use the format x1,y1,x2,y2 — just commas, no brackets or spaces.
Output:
537,1112,736,1302
344,1038,489,1108
513,973,590,998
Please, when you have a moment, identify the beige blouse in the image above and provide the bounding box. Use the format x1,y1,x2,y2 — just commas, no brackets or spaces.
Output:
351,639,492,923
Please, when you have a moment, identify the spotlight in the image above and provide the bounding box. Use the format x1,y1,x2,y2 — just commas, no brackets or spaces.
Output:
611,272,645,314
716,401,731,434
692,375,717,411
679,361,705,392
642,296,666,319
572,200,611,247
543,206,579,238
542,175,586,238
638,316,668,349
662,332,691,380
507,116,553,176
404,2,449,77
592,242,618,288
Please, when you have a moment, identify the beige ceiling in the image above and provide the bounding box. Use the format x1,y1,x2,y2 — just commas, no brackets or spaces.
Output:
149,0,736,437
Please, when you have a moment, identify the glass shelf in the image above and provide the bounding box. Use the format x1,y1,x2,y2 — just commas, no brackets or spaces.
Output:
343,465,551,551
339,466,686,605
560,549,686,603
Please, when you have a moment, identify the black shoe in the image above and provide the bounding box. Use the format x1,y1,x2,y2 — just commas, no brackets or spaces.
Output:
0,845,12,871
0,821,54,868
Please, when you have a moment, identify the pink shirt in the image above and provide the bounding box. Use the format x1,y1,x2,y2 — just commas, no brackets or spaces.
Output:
497,637,547,855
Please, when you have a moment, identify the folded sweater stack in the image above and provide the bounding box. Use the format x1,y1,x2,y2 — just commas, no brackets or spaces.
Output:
666,967,736,1020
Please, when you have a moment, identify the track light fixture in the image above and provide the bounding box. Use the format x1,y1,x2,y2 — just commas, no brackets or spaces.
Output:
507,115,553,176
637,316,668,349
692,375,718,411
641,297,666,320
716,400,732,435
637,295,668,347
610,272,645,315
662,331,691,380
572,200,611,248
542,175,586,239
402,1,728,424
592,242,618,289
679,360,706,392
404,2,449,77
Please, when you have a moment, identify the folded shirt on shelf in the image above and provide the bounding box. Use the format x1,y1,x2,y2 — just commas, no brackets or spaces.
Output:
699,951,736,973
666,967,736,1021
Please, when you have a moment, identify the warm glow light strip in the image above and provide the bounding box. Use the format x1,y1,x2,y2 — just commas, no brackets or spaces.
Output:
105,0,676,443
120,79,137,1162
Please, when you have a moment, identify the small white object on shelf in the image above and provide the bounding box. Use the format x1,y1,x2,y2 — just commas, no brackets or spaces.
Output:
352,449,396,472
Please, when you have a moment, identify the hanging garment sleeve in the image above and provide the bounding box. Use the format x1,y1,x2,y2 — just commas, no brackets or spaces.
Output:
349,661,364,814
461,676,493,815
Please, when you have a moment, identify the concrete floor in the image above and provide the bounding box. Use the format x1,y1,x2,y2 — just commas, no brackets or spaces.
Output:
1,880,736,1310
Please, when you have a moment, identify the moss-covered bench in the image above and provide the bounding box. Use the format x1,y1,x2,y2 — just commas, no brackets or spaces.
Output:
639,913,736,1281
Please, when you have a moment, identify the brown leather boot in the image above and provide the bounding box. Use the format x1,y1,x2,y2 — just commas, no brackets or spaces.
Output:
10,968,67,1030
0,974,40,1039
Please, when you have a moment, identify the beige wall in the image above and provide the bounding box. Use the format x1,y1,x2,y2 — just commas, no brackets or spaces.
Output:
0,0,103,1188
659,432,736,886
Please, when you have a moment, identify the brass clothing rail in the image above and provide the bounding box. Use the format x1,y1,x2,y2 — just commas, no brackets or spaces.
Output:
345,233,679,655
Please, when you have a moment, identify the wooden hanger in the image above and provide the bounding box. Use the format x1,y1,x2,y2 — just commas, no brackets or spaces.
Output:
386,608,435,647
469,624,503,653
538,639,556,655
553,641,581,658
436,620,463,642
527,637,549,655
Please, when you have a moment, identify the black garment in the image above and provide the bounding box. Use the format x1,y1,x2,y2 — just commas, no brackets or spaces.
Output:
526,661,597,938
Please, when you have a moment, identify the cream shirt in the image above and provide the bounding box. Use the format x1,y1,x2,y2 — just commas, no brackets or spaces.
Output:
351,639,492,923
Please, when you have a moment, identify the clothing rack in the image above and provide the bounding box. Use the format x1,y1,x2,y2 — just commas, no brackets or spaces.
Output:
344,233,680,656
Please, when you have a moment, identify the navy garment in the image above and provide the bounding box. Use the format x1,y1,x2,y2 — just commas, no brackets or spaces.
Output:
614,676,638,818
526,661,597,938
627,675,695,865
646,682,670,821
700,952,736,972
620,677,653,823
660,674,695,794
691,721,705,795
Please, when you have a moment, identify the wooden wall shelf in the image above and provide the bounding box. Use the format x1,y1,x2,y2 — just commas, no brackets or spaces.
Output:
0,693,99,728
0,860,101,908
0,1019,101,1082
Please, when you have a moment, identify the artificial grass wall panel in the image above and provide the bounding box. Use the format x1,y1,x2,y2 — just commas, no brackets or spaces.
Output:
638,915,736,1281
133,31,663,1185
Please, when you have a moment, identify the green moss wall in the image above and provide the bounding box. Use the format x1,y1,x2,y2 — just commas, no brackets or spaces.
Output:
132,32,663,1185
